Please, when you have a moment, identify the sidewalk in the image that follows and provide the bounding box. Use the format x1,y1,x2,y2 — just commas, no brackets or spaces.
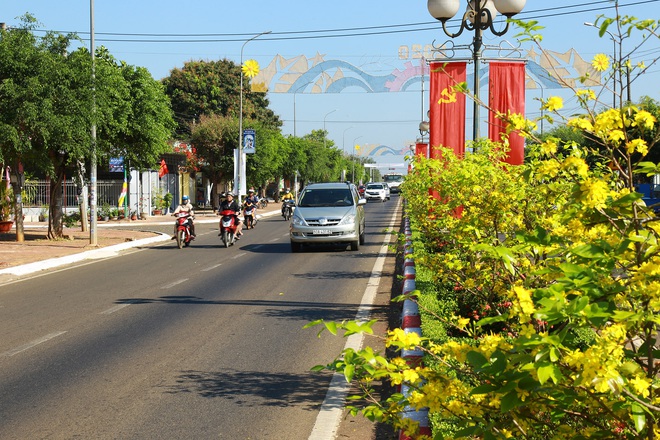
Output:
0,203,282,278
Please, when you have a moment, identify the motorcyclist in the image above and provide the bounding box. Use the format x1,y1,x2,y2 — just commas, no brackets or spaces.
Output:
171,195,195,239
280,187,294,217
218,193,243,239
243,189,259,229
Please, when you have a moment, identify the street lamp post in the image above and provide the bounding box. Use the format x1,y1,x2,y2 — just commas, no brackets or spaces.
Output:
238,30,271,200
351,135,363,183
584,22,617,108
323,109,336,148
427,0,526,140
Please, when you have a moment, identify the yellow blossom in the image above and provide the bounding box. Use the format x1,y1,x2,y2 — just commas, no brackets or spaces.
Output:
635,110,657,130
626,139,648,156
567,117,594,132
607,129,625,143
540,140,558,155
629,375,651,398
579,178,610,209
543,96,563,111
562,157,589,177
241,59,260,78
576,89,596,100
592,53,610,72
511,286,535,323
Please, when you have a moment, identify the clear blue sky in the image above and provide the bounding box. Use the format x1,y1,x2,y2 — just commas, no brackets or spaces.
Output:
4,1,659,173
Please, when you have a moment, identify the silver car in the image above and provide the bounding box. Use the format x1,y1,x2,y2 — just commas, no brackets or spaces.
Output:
289,182,367,252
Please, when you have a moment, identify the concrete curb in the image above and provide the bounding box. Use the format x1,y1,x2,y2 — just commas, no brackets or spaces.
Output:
0,208,283,277
398,211,432,440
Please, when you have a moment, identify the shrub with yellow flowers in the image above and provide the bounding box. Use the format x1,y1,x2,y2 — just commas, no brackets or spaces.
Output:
308,11,660,440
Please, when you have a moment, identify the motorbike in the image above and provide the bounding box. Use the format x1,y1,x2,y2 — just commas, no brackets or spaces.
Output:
243,203,257,229
258,198,268,209
219,209,239,247
282,199,295,221
174,212,194,249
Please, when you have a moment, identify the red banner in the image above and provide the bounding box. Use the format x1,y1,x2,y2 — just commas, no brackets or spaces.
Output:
429,61,467,160
158,159,169,178
488,61,526,165
415,142,428,159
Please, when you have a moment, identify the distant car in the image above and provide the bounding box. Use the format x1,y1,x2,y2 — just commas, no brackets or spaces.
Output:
381,182,391,200
364,183,388,202
289,182,367,252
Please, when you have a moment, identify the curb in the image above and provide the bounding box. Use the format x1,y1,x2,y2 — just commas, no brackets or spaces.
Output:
398,212,431,440
0,208,284,277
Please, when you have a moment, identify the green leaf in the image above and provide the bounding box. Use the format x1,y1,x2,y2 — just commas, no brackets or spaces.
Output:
537,362,561,385
466,351,489,369
632,403,646,432
344,364,355,383
324,321,338,335
500,390,524,412
571,244,606,259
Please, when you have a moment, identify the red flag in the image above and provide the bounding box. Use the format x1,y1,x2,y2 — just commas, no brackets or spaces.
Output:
488,61,526,165
429,61,467,160
158,159,168,178
415,142,428,159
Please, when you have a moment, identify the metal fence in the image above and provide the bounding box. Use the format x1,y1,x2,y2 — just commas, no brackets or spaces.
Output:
22,180,124,208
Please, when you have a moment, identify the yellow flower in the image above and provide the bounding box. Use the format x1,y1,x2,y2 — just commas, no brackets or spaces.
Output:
540,140,558,155
543,96,563,112
567,117,594,132
241,59,260,78
579,178,610,209
626,139,648,156
562,157,589,178
629,376,651,398
635,110,657,130
592,53,610,72
576,89,596,101
608,129,625,143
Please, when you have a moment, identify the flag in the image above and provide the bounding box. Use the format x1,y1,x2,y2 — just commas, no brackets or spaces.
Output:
118,181,128,206
488,61,526,165
158,159,168,178
429,61,467,159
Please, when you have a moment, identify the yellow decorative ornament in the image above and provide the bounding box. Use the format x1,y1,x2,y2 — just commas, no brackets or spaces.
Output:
242,59,260,78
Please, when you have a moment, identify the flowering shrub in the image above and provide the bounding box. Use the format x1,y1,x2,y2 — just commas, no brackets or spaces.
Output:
309,12,660,440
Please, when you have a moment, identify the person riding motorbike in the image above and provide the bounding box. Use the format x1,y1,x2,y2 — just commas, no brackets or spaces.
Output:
171,195,195,239
280,187,294,217
218,193,243,239
243,189,259,229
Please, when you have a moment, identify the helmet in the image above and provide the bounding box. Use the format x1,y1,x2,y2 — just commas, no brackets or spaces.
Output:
182,195,189,202
248,188,255,193
285,187,290,192
226,193,234,197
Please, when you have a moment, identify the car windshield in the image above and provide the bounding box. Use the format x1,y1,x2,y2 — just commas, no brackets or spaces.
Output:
366,184,382,189
298,189,354,207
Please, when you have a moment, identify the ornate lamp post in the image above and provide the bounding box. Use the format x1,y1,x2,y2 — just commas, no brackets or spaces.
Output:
238,30,271,199
323,109,336,148
351,135,363,183
427,0,526,140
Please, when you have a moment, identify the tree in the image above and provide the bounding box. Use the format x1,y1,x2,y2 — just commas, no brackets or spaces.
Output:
0,15,174,239
162,59,281,136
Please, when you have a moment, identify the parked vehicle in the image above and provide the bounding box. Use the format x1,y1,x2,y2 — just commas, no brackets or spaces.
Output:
358,185,366,197
218,209,239,247
364,182,389,202
290,182,366,252
282,199,295,221
258,197,268,209
174,212,194,249
243,204,257,229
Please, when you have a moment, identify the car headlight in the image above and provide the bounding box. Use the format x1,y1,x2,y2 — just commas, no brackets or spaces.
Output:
339,213,356,225
292,213,307,226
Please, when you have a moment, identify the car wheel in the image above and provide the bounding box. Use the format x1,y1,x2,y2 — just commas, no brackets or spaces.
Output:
291,241,302,253
359,227,365,245
350,239,359,251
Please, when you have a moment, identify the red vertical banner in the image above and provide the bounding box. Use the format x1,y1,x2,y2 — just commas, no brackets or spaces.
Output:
488,61,526,165
429,61,467,160
415,142,428,159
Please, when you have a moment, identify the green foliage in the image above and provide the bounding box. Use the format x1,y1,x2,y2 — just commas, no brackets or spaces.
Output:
309,11,660,440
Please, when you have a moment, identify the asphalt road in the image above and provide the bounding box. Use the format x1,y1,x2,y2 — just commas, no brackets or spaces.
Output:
0,197,402,440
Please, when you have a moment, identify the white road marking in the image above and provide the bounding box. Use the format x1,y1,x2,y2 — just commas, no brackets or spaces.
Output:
201,263,223,272
162,279,188,289
231,253,247,260
100,303,132,315
1,331,67,358
308,198,401,440
269,238,280,243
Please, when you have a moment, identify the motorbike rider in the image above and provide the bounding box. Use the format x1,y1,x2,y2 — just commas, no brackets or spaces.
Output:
171,195,195,239
280,187,294,217
243,189,259,229
218,193,243,239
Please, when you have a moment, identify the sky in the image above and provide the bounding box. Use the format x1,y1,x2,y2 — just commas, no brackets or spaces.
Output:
3,0,660,174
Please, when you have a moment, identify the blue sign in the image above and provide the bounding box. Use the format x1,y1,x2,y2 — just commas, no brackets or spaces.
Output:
109,157,124,173
243,129,256,154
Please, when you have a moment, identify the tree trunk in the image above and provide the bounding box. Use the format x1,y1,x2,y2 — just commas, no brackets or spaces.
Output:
47,158,66,240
